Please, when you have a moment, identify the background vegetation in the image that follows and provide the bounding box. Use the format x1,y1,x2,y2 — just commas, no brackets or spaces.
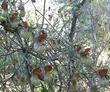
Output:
0,0,110,92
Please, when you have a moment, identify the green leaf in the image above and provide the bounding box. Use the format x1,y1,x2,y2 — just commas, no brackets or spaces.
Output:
72,79,77,87
41,86,48,92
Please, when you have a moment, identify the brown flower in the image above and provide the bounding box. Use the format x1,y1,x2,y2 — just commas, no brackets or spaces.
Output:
23,21,29,28
44,65,52,73
32,67,42,75
37,33,47,43
81,48,90,57
32,65,52,81
10,12,18,21
98,68,108,77
1,1,8,10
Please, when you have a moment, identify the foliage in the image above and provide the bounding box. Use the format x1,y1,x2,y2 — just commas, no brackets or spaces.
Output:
0,0,110,92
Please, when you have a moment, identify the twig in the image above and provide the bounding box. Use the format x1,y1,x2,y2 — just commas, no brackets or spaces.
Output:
31,2,57,32
69,0,86,40
41,0,46,29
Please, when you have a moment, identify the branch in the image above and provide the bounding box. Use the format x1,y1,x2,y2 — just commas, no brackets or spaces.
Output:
28,50,58,61
0,49,21,57
0,72,15,89
31,2,57,32
41,0,46,29
69,0,86,40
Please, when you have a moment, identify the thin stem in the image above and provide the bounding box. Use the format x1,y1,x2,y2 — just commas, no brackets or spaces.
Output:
24,52,34,92
31,2,57,32
41,0,46,29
